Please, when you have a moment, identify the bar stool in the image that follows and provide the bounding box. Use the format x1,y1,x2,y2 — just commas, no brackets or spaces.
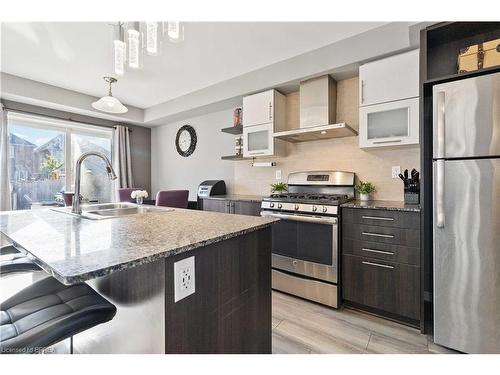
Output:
0,245,41,275
0,245,19,256
0,276,116,354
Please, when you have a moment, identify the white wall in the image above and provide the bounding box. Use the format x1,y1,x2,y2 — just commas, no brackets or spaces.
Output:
151,109,235,201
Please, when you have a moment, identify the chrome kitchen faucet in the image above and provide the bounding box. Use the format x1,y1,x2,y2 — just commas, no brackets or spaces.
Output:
72,152,117,215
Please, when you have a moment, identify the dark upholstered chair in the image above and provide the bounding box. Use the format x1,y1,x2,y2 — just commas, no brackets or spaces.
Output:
155,190,189,209
0,277,116,354
0,245,41,275
117,188,143,202
0,245,19,256
0,253,41,275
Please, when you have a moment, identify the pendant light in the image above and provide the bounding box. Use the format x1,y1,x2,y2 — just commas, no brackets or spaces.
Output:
92,77,128,114
167,21,184,43
145,22,160,56
113,23,126,76
127,22,142,69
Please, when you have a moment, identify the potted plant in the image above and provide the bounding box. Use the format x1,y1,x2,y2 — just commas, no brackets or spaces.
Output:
355,181,375,201
270,182,288,195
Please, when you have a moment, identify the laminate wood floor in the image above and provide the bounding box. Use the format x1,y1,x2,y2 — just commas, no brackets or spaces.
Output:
272,291,458,354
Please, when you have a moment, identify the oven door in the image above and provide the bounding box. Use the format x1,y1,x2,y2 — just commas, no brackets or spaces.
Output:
261,211,338,283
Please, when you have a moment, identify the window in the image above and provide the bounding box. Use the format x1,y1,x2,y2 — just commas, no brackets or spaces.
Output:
7,113,113,210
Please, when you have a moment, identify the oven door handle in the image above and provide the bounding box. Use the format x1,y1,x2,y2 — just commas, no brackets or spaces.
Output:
261,211,337,225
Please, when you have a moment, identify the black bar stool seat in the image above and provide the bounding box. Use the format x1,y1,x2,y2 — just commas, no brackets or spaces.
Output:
0,253,41,275
0,245,19,256
0,277,116,354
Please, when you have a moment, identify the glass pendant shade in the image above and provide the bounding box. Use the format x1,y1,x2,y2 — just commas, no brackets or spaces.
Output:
92,96,128,114
167,21,184,43
92,77,128,114
146,22,159,55
127,26,141,69
113,40,126,76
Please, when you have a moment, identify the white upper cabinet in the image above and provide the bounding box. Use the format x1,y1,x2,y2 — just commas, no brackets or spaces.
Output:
242,89,286,157
359,49,419,107
243,89,276,127
359,49,420,148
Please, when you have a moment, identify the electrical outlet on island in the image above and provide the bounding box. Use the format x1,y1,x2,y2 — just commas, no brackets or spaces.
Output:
275,169,282,180
174,256,195,302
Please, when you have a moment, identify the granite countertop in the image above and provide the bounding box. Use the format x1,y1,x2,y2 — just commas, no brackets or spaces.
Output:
341,200,421,212
202,194,263,203
0,206,276,285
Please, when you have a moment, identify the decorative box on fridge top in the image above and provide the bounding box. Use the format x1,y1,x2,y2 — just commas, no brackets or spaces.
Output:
458,38,500,73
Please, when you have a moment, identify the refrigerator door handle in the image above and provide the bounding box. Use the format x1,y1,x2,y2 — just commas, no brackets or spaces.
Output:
436,91,446,159
436,159,445,228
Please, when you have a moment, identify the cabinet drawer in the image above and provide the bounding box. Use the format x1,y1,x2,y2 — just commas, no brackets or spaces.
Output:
342,238,420,266
203,199,229,213
232,201,261,217
343,224,419,247
342,208,420,229
342,254,420,320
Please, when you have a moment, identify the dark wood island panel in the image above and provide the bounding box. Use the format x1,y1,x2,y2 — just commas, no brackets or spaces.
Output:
164,227,272,353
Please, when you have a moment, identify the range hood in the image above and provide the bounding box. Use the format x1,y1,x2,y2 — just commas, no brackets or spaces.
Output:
273,75,358,143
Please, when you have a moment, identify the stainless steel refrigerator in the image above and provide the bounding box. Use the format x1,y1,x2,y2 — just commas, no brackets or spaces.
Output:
433,72,500,353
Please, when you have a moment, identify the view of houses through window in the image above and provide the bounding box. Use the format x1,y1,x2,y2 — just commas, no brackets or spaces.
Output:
8,113,113,210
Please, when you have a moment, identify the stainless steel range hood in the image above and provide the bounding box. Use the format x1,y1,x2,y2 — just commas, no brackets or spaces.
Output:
273,75,358,143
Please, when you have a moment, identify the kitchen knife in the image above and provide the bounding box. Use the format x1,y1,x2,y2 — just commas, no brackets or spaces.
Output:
404,169,408,180
411,168,417,178
399,173,406,184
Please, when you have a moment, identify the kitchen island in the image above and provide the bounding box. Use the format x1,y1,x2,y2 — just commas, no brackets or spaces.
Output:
0,206,276,354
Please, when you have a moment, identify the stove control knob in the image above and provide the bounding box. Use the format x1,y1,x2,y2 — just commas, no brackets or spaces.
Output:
322,206,328,213
294,204,299,211
269,202,275,208
278,203,283,209
312,205,317,212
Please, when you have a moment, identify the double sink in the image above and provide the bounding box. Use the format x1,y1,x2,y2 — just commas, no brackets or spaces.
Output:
52,202,172,220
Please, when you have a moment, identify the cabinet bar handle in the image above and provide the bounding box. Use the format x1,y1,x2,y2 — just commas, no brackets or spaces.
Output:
269,102,273,120
362,261,394,269
362,232,394,239
361,80,365,104
372,139,402,144
362,248,394,255
362,215,394,221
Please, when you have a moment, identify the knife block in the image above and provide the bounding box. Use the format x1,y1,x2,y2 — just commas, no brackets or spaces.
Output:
404,188,420,204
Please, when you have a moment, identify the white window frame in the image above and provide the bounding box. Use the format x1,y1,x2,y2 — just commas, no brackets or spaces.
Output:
7,112,113,193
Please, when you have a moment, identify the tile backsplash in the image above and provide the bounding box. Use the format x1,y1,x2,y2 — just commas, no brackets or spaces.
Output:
233,77,420,201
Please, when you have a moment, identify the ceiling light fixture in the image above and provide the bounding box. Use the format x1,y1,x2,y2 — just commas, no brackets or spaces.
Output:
113,23,126,76
146,22,160,55
167,21,184,43
92,77,128,114
110,21,185,76
127,22,142,69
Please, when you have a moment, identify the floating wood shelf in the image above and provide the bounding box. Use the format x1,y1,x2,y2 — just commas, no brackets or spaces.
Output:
221,125,243,135
221,154,250,161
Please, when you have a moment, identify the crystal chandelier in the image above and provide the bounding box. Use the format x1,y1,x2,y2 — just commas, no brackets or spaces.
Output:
112,21,184,76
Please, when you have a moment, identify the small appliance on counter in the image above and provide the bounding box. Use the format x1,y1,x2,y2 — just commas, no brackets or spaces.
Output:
398,168,420,204
197,180,226,209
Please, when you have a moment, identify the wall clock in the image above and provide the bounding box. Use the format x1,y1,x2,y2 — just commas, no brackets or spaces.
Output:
175,125,197,157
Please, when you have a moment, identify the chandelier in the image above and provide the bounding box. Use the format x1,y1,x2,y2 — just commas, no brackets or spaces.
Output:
112,22,184,76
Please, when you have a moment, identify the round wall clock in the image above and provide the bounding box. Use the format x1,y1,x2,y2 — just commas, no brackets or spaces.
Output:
175,125,197,157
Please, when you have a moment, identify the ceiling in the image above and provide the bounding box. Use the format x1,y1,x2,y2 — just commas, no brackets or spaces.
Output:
1,22,386,109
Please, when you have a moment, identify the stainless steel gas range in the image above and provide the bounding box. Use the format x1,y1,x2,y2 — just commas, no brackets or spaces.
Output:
261,171,355,308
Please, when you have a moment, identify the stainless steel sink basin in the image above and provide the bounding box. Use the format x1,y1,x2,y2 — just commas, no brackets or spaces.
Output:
52,202,172,220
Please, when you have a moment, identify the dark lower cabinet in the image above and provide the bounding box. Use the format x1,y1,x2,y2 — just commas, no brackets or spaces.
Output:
202,198,261,216
232,201,261,216
342,254,420,321
202,199,229,213
341,207,421,326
